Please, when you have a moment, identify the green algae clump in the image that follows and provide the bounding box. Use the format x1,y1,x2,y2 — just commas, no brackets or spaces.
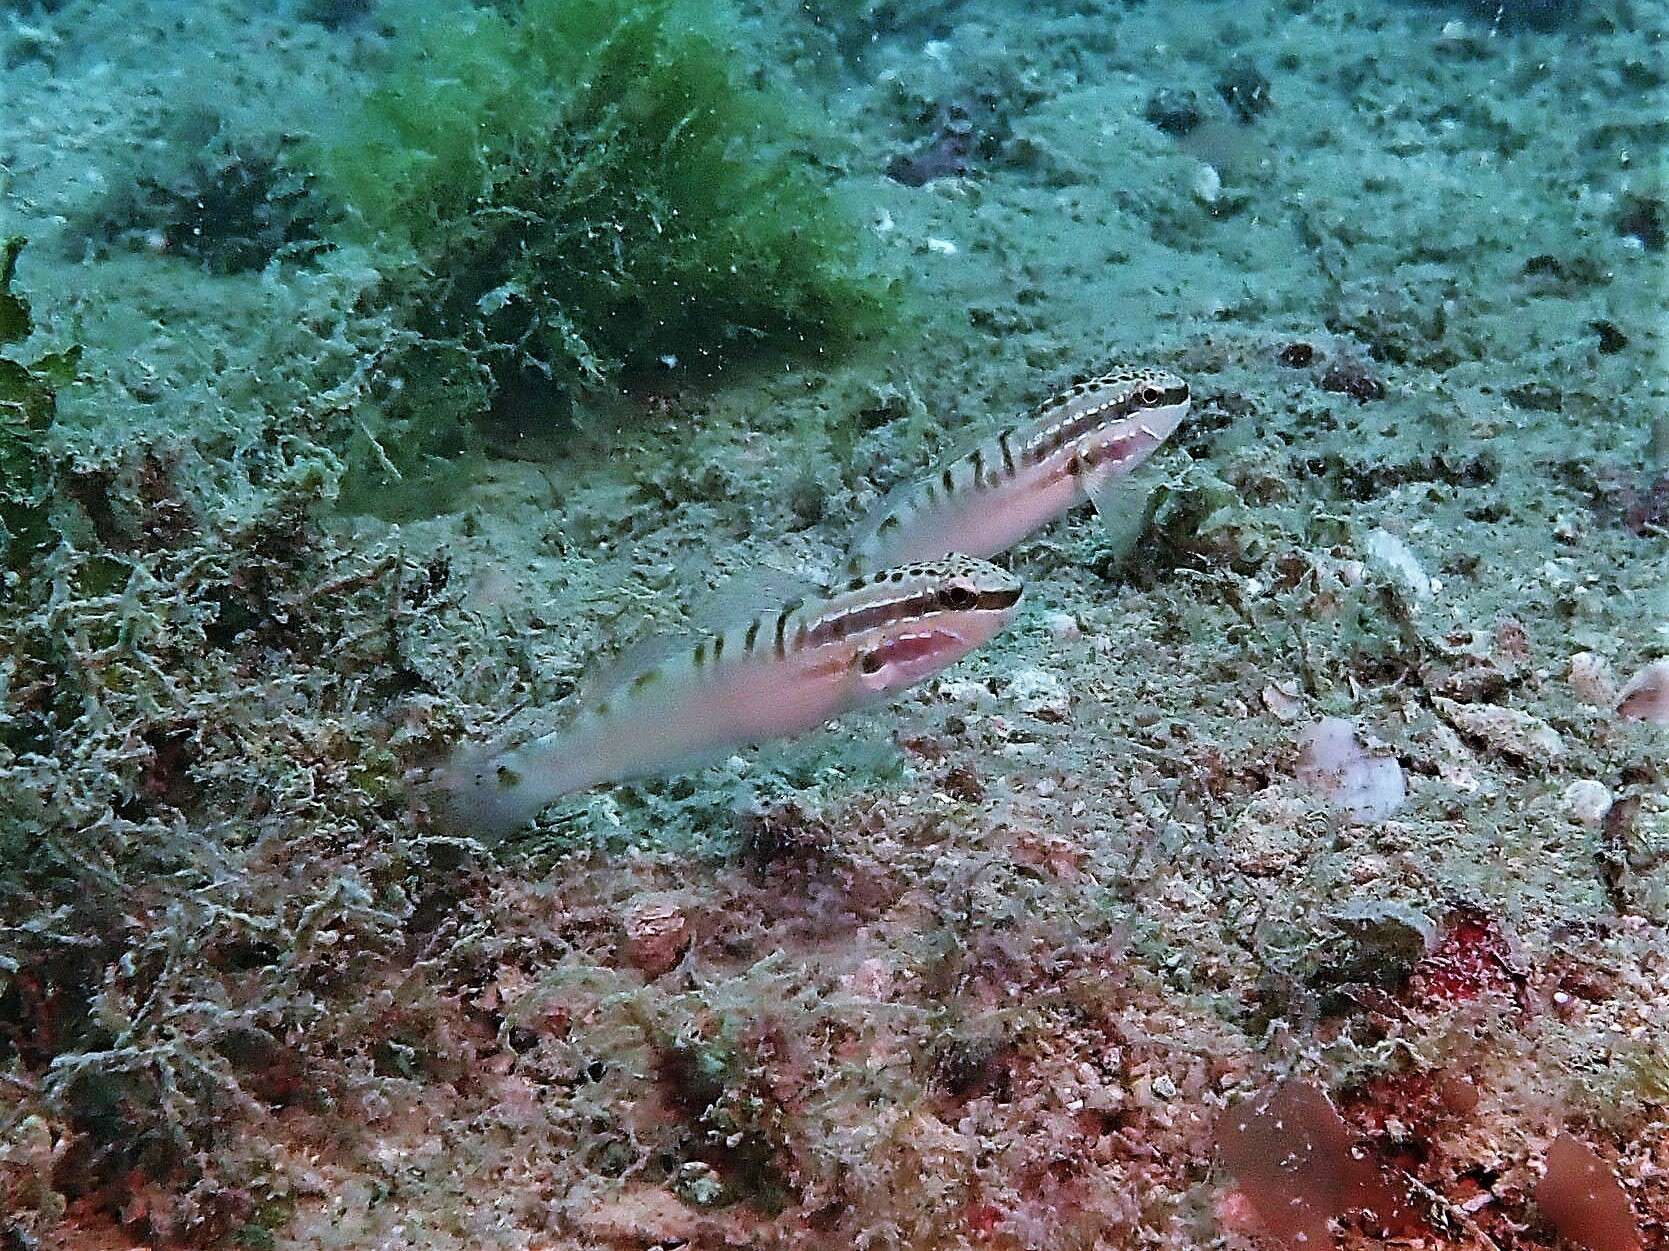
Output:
319,0,892,468
1,237,80,574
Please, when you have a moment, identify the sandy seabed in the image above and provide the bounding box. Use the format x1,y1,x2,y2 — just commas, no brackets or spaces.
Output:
1,0,1665,1248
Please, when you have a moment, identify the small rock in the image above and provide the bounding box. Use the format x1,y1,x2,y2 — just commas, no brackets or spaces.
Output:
1008,666,1071,722
938,676,997,711
1321,360,1386,403
842,957,893,1000
1568,652,1619,707
673,1161,727,1208
1328,899,1438,982
1616,659,1669,724
1044,611,1082,642
1427,720,1483,792
1617,196,1665,253
1434,697,1564,765
1297,717,1407,823
1562,780,1613,827
1493,618,1531,662
1591,319,1629,354
887,134,970,187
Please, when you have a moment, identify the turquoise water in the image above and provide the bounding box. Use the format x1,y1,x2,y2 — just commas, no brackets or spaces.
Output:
1,2,1664,1247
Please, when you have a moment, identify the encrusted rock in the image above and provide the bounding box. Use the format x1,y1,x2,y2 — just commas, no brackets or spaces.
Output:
1425,720,1484,792
1216,57,1272,123
622,895,689,977
1144,86,1203,136
1327,899,1438,984
1043,611,1082,642
1434,697,1564,765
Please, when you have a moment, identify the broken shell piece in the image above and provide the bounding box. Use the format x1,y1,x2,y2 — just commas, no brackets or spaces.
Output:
1261,681,1303,722
1297,717,1407,823
1434,697,1564,766
1616,659,1669,724
1568,652,1619,708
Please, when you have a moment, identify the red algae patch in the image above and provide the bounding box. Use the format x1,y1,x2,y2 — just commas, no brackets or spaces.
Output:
1216,1080,1420,1249
1536,1134,1645,1251
1407,905,1524,1008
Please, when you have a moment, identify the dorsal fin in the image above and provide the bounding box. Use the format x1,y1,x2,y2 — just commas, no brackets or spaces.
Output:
847,473,924,563
689,560,828,627
847,420,1008,570
935,417,1008,466
575,630,695,707
577,562,828,705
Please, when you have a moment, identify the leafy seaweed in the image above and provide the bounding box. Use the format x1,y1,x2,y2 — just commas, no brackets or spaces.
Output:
316,0,894,482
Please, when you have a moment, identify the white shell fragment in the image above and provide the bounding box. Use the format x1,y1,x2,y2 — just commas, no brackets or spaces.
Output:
1364,528,1433,601
1616,659,1669,724
1296,717,1407,823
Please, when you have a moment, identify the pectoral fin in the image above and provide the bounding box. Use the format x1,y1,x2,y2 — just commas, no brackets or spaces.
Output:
1085,455,1170,562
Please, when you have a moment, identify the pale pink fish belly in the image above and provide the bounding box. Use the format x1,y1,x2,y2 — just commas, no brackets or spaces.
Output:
880,465,1081,565
470,651,858,829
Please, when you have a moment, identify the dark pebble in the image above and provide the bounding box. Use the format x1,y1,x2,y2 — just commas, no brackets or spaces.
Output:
887,132,972,187
1145,87,1203,137
1591,320,1628,354
1216,57,1271,123
1617,198,1665,252
507,1026,541,1053
1320,364,1385,403
1278,342,1315,367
